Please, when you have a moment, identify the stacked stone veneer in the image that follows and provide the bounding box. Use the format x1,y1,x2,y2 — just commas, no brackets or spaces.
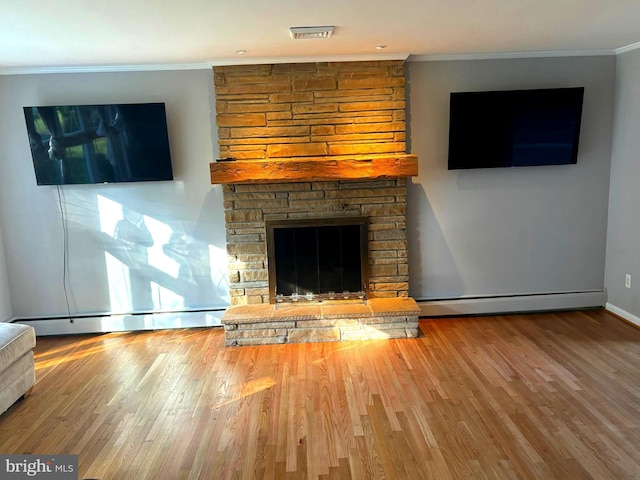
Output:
224,178,409,306
215,60,418,343
214,60,406,160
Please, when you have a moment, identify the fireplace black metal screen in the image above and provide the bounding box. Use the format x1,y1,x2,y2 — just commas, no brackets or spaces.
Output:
266,217,369,303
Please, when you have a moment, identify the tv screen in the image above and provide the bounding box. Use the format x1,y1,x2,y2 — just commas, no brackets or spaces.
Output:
23,103,174,185
448,87,584,170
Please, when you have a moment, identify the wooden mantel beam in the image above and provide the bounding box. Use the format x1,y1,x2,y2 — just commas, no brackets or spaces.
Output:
210,154,418,184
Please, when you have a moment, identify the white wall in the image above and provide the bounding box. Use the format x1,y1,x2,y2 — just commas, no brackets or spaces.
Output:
0,57,622,319
0,223,12,321
0,69,229,319
605,49,640,321
406,56,616,302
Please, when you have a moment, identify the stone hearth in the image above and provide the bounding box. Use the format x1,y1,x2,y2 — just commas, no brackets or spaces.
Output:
223,298,420,346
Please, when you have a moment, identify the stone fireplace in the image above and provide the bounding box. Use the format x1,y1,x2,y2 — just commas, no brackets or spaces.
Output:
210,60,420,345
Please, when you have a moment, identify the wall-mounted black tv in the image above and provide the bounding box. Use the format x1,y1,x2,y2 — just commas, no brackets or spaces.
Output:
448,87,584,170
23,103,174,185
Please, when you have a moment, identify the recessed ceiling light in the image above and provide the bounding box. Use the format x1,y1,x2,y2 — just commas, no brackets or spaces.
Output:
289,26,335,40
235,50,246,55
375,45,387,50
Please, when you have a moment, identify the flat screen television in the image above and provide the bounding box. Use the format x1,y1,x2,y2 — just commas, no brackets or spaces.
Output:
23,103,174,185
448,87,584,170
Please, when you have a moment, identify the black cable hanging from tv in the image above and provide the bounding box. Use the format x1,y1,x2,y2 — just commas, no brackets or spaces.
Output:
56,185,74,323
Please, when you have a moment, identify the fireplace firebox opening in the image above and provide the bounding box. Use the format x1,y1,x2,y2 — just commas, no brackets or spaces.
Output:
266,217,369,304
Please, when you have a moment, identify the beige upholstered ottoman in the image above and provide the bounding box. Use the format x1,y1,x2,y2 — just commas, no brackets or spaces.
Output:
0,323,36,416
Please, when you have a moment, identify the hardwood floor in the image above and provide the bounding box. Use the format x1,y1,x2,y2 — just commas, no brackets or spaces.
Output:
1,309,639,479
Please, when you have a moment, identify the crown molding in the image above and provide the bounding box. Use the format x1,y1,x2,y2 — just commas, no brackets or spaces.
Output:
408,49,615,62
0,54,410,75
208,53,410,66
4,46,634,74
615,41,640,55
0,63,212,76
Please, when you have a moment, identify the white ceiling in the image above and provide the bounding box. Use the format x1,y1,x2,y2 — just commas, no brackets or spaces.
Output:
2,0,640,73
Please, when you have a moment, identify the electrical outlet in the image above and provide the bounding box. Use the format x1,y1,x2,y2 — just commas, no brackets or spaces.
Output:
625,274,632,289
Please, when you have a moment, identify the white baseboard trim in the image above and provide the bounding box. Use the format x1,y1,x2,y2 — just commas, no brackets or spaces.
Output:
417,290,607,317
605,303,640,328
13,310,225,336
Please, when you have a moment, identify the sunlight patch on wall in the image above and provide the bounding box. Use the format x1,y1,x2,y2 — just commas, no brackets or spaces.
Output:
97,194,186,312
97,195,122,235
144,216,179,278
105,251,132,312
209,244,230,303
150,281,183,310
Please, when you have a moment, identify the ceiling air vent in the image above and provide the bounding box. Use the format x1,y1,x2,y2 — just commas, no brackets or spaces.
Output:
289,26,335,40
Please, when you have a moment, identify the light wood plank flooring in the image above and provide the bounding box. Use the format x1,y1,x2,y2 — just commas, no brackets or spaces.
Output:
1,309,639,479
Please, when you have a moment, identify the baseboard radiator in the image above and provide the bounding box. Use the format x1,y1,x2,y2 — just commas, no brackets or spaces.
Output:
417,290,607,317
9,290,615,335
11,309,225,336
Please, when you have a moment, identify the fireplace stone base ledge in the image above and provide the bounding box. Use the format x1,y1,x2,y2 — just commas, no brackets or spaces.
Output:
222,297,420,346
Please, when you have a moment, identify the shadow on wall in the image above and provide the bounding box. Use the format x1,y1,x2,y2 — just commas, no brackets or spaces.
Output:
407,179,465,300
405,63,464,301
61,187,229,315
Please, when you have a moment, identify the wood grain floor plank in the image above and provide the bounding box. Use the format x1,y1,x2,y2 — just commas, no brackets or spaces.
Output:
1,309,639,479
